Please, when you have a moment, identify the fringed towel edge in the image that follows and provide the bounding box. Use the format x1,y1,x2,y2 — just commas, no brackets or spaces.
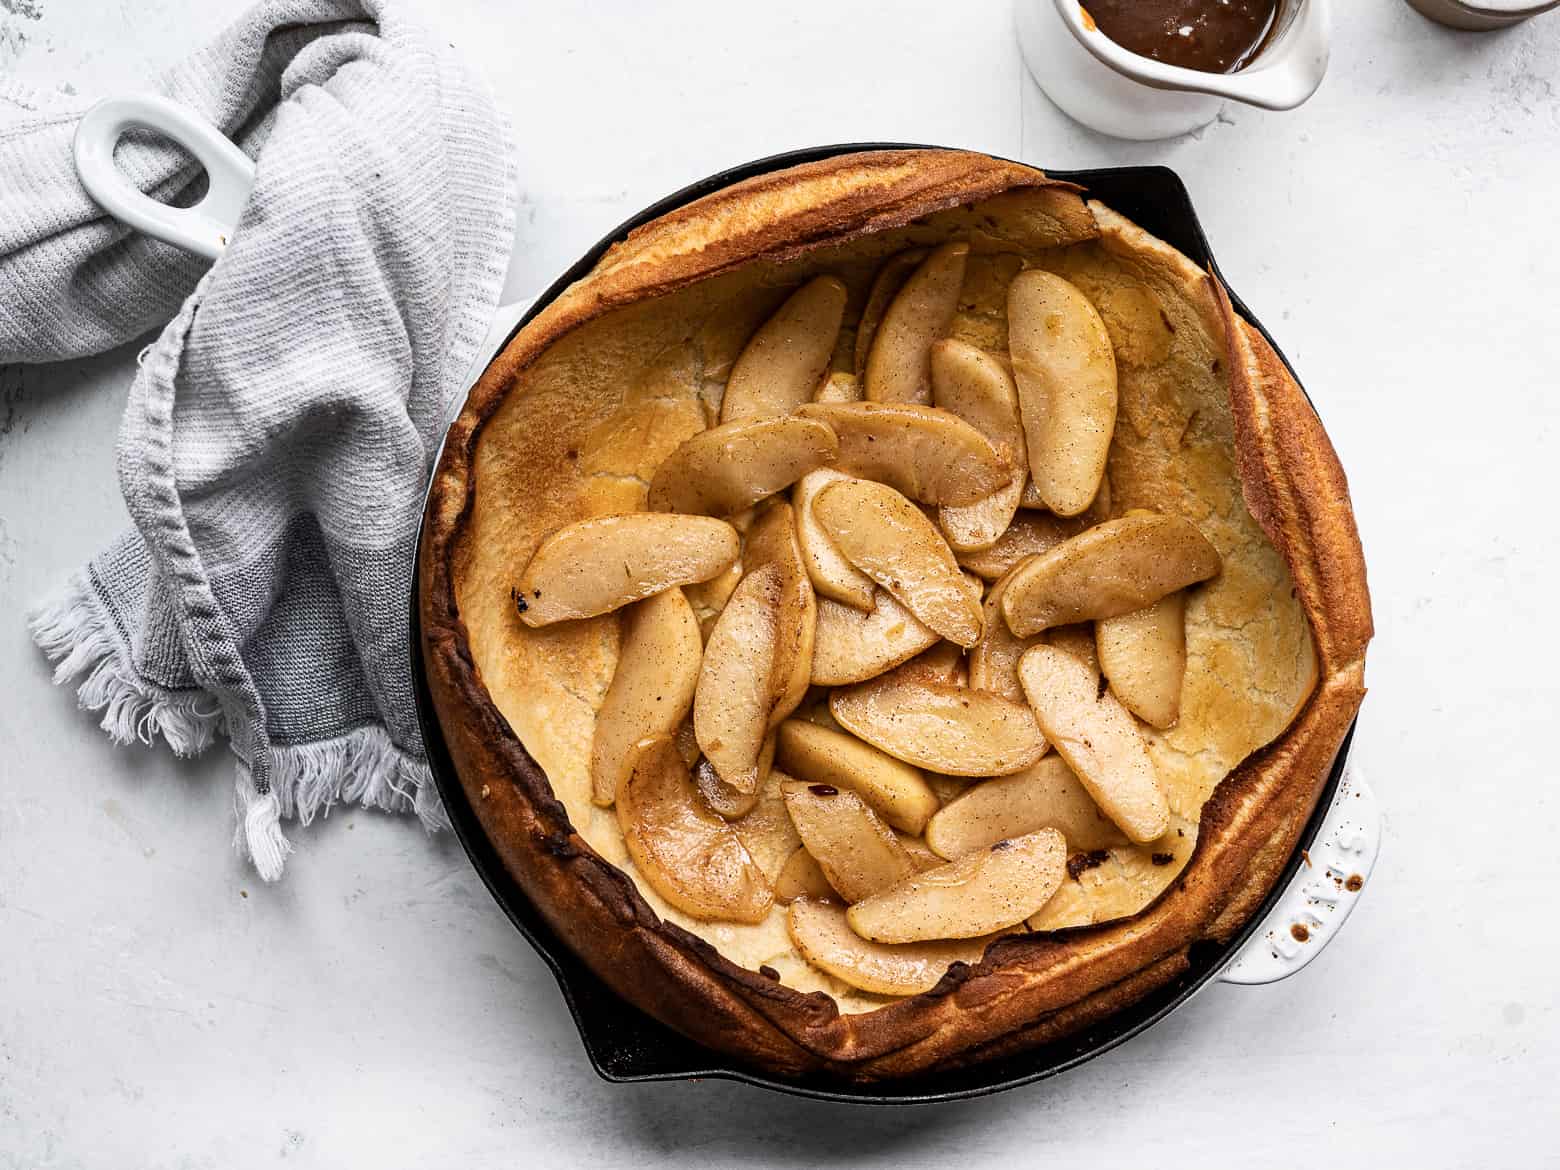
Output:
28,573,225,757
269,722,447,833
236,727,446,880
31,575,447,883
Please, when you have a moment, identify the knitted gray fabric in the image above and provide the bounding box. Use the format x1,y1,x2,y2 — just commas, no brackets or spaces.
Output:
2,0,515,878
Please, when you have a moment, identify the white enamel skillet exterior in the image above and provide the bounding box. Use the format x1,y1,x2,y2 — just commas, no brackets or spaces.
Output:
72,93,1382,994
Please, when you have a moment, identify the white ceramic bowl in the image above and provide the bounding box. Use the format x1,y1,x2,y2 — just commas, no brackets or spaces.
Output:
1406,0,1560,28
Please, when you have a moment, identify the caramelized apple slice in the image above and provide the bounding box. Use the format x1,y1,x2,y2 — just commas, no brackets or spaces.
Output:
742,501,816,726
924,755,1124,859
811,589,940,686
788,898,988,996
1096,592,1187,729
516,514,740,626
673,718,701,767
829,666,1047,776
720,276,848,422
864,241,970,405
1047,622,1100,676
1008,270,1117,517
897,833,945,873
968,557,1038,703
684,558,743,634
814,479,983,647
731,765,805,879
854,248,928,379
1001,513,1220,636
894,640,968,687
691,737,773,820
846,829,1066,942
931,340,1027,552
694,565,783,794
956,512,1082,581
925,773,970,805
814,371,864,404
774,847,837,903
589,588,703,806
793,468,876,610
616,737,773,923
647,416,838,516
796,402,1010,506
1017,645,1169,843
1022,468,1110,516
781,778,915,902
775,719,939,835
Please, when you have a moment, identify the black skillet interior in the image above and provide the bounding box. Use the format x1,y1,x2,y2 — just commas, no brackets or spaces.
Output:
411,144,1353,1105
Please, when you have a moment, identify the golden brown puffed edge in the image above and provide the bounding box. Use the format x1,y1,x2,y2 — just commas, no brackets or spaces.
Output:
418,149,1372,1083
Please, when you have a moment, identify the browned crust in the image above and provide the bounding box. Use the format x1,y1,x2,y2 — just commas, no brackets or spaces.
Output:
1216,284,1374,673
419,150,1370,1082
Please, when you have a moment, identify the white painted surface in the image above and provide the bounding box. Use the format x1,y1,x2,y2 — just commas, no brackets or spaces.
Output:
2,0,1557,1165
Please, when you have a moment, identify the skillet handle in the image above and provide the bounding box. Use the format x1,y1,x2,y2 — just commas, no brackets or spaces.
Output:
1218,764,1380,985
73,94,256,260
74,91,532,395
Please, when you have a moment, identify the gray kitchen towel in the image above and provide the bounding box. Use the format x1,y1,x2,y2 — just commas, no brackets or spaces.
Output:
1,0,516,878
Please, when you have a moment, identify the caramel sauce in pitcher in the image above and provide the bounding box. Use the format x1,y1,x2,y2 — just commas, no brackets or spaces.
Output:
1083,0,1280,74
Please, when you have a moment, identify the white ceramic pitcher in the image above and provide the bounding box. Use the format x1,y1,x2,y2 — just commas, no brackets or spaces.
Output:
1016,0,1332,141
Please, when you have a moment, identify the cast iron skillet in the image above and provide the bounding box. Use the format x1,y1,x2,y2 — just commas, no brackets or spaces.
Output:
410,144,1356,1104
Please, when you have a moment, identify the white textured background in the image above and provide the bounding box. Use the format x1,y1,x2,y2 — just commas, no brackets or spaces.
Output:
2,0,1557,1166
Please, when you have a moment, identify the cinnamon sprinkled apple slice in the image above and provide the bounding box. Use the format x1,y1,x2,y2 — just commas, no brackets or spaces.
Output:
694,565,783,794
742,501,816,727
893,640,968,688
781,778,915,903
813,590,936,687
775,719,940,835
616,737,773,923
515,513,739,626
1008,269,1118,517
814,371,864,404
796,401,1010,506
1096,592,1188,729
1001,512,1220,637
788,898,988,996
590,587,703,806
729,765,805,879
846,828,1066,942
647,415,838,516
793,468,875,610
1017,645,1169,843
864,241,970,405
897,833,945,873
773,846,837,904
1047,622,1100,676
968,556,1039,704
924,755,1124,860
854,248,928,379
692,738,774,820
814,478,983,647
684,558,743,637
720,276,848,423
931,339,1027,553
956,511,1084,582
829,663,1047,777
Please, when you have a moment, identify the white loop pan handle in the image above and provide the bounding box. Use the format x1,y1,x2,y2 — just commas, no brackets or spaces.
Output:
73,94,256,260
1220,764,1381,985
